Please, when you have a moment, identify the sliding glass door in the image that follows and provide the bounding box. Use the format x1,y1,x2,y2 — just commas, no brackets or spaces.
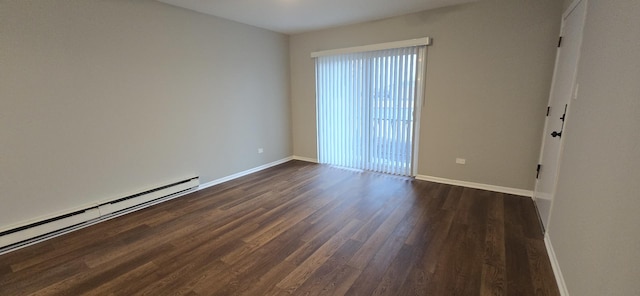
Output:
316,45,426,176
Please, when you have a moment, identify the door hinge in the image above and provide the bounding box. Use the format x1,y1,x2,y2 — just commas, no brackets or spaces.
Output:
536,164,542,179
546,106,550,116
557,36,563,47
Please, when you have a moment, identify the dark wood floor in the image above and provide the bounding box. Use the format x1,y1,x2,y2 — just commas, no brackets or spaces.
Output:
0,160,559,295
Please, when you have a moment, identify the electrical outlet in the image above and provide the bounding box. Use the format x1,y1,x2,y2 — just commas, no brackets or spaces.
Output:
258,148,264,154
456,158,466,165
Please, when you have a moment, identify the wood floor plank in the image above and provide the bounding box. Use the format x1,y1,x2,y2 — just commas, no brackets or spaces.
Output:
30,243,174,296
276,219,363,293
370,244,416,296
422,209,457,275
526,238,560,296
233,260,298,296
0,259,89,296
453,189,490,295
316,265,362,296
504,197,538,295
481,193,507,296
293,239,363,296
191,220,314,295
285,213,361,266
431,223,469,295
350,199,403,243
0,160,559,296
396,263,434,296
221,207,316,265
347,195,415,270
82,261,158,296
346,199,422,295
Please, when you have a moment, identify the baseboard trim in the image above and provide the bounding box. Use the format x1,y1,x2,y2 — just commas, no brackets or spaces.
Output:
544,233,570,296
198,157,293,190
414,175,533,197
292,155,319,163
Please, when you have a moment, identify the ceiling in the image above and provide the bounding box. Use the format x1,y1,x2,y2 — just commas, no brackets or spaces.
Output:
156,0,476,35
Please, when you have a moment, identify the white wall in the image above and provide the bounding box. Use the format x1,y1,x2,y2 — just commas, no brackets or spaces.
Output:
547,1,640,295
0,0,291,229
563,0,574,11
290,0,562,190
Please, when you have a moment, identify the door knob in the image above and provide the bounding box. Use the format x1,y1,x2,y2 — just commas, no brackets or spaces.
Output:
551,131,562,138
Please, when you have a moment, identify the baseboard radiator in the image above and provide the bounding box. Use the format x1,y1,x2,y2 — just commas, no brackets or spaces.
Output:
0,177,199,254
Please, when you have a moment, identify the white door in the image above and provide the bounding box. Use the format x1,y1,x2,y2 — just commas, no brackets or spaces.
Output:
534,0,587,231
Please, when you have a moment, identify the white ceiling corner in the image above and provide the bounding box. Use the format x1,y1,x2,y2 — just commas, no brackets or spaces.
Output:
155,0,477,34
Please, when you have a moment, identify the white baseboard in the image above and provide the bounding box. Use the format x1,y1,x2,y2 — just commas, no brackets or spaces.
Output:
292,155,319,163
414,175,533,197
198,157,293,190
544,233,570,296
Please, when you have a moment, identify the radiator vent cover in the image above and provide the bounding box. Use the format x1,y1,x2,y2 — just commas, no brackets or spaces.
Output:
0,177,199,254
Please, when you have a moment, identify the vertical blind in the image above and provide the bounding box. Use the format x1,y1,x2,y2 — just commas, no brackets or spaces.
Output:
316,45,426,176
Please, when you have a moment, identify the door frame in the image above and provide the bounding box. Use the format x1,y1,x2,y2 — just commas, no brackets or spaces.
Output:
533,0,588,232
